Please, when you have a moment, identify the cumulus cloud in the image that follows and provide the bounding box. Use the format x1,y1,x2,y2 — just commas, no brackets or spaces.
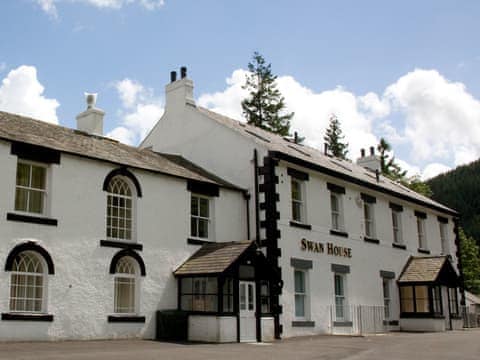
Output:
107,78,163,145
0,65,59,123
197,68,480,178
35,0,165,17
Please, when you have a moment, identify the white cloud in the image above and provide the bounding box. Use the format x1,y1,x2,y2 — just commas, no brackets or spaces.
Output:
35,0,165,17
107,78,163,145
0,65,59,123
422,163,451,180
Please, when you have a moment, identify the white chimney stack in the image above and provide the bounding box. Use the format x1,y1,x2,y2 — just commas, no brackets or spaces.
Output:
165,66,195,112
356,146,381,173
76,93,105,135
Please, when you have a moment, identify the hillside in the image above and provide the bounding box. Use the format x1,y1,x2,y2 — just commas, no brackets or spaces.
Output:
428,159,480,245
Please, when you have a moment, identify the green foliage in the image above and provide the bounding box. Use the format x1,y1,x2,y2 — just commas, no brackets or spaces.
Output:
406,175,433,198
324,114,348,159
459,227,480,294
242,52,293,136
428,159,480,247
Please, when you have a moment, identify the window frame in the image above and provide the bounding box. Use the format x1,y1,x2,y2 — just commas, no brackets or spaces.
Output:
180,276,219,312
113,256,140,316
106,176,136,242
291,178,306,224
391,209,403,245
363,201,375,238
294,269,308,320
330,192,344,231
334,273,348,321
448,287,459,317
382,278,392,320
417,217,427,250
439,222,449,254
190,193,213,240
14,160,49,216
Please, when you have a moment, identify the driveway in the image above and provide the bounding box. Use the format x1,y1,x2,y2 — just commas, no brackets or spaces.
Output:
0,330,479,360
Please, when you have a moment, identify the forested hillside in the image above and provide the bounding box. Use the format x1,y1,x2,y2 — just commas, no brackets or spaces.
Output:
428,159,480,246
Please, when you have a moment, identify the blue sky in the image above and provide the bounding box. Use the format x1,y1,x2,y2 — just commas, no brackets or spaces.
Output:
1,0,480,179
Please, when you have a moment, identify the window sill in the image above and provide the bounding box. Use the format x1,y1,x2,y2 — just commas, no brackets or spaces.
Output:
187,238,215,245
392,243,407,250
289,221,312,230
333,321,353,327
107,315,146,323
330,229,348,238
292,320,315,327
100,240,143,251
6,213,58,226
2,313,54,322
364,236,380,244
383,320,399,326
418,248,431,254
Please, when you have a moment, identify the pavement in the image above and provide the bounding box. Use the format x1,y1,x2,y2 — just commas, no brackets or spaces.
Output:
0,329,479,360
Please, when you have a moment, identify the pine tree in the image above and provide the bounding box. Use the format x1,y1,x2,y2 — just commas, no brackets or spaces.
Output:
324,114,349,159
242,52,293,136
459,227,480,294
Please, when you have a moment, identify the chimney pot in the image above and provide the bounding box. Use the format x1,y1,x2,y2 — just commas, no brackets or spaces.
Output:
180,66,187,79
170,71,177,83
375,169,380,182
370,146,375,156
324,143,328,155
361,148,365,157
294,131,298,144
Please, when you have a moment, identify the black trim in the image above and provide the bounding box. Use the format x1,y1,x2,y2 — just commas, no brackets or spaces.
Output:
109,249,146,276
418,248,431,254
290,258,313,270
361,193,376,203
327,183,345,194
438,216,448,224
364,237,380,244
187,180,219,197
1,313,54,322
330,229,348,238
414,211,427,219
380,270,396,279
400,313,445,319
269,151,457,216
389,202,403,212
6,213,58,226
331,264,350,274
287,167,309,181
333,321,353,327
107,315,146,323
187,238,215,245
392,243,407,250
5,242,55,274
292,320,315,327
383,320,399,326
289,221,312,230
100,240,143,251
103,167,142,197
11,141,61,164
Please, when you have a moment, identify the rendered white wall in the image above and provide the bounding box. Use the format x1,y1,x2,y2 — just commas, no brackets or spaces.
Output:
188,316,237,343
400,318,446,332
261,317,275,342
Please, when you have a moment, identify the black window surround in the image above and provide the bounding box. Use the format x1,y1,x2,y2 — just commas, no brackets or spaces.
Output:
187,180,219,197
11,141,61,164
414,210,427,219
364,236,380,244
289,221,312,230
392,243,407,250
187,238,216,246
290,258,312,270
1,313,54,322
109,249,146,276
389,202,403,212
103,167,142,197
380,270,396,279
418,248,431,254
360,193,376,204
437,216,448,224
287,167,309,181
107,315,146,323
5,241,55,274
100,240,143,251
6,213,58,226
330,229,348,238
292,320,315,327
331,264,350,274
333,321,353,327
327,183,345,194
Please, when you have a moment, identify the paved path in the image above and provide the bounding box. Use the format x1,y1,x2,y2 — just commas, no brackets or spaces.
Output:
0,330,479,360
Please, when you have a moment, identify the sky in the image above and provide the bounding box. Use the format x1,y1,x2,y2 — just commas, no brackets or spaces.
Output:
1,0,480,180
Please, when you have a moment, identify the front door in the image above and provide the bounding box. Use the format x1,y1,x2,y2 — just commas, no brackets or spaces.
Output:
239,281,256,342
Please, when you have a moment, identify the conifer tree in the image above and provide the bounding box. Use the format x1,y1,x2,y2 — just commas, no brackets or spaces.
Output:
324,114,349,159
459,227,480,294
242,52,293,136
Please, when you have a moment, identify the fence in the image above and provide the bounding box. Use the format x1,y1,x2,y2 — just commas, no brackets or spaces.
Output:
462,306,480,328
329,305,387,335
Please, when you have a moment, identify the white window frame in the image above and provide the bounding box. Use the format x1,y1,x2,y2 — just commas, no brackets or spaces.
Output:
14,160,49,216
392,209,403,244
9,251,48,313
363,201,375,238
439,222,449,254
417,217,427,249
330,192,344,231
291,178,306,224
190,194,213,240
113,256,139,315
382,278,392,320
106,176,136,242
334,273,347,321
294,269,309,320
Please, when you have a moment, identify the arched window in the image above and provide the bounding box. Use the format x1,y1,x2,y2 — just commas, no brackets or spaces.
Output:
9,252,46,313
107,176,134,241
114,256,138,314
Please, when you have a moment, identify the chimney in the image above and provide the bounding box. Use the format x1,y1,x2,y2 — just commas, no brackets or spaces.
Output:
356,146,381,173
76,93,105,135
165,66,195,110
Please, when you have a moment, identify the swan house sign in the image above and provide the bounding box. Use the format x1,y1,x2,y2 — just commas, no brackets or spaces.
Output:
300,238,352,258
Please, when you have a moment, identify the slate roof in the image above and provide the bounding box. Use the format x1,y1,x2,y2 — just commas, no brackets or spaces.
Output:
0,111,238,187
174,241,253,276
197,107,457,216
398,256,449,283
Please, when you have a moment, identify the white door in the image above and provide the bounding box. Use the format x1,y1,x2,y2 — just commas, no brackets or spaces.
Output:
239,281,256,342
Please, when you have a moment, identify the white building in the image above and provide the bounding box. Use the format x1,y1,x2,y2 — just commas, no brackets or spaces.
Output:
142,68,464,339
